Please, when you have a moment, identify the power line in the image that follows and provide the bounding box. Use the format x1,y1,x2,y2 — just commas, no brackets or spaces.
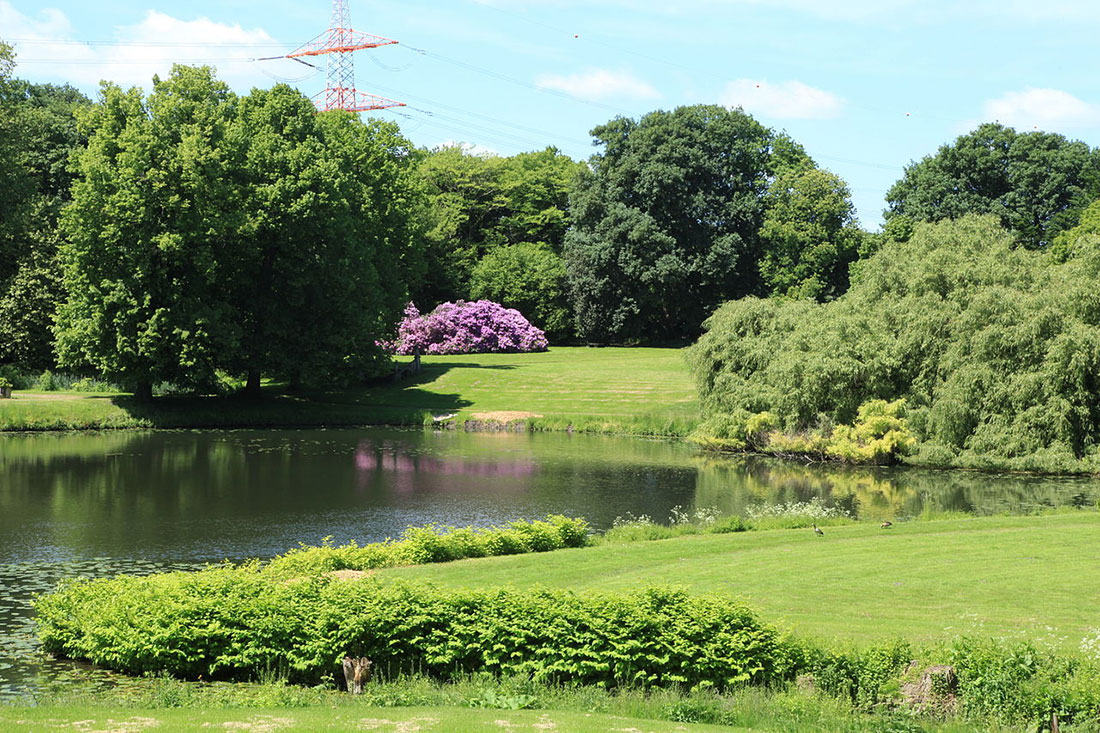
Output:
8,37,288,48
402,45,636,118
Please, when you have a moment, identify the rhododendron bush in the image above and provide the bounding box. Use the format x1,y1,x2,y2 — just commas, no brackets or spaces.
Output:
382,301,548,355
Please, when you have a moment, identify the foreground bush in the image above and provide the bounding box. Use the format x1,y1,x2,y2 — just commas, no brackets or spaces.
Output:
264,515,589,578
689,215,1100,472
36,576,793,689
383,300,548,355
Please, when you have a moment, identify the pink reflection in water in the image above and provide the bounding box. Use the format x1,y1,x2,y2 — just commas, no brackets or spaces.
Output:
354,442,537,481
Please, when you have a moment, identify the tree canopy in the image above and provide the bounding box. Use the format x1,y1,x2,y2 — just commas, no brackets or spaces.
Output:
0,40,90,369
55,66,421,397
414,145,582,309
885,123,1100,248
563,104,857,344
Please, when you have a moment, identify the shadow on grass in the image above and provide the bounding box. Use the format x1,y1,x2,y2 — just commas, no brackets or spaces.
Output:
104,361,522,429
110,388,471,430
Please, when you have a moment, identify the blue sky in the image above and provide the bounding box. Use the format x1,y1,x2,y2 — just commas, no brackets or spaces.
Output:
4,0,1100,227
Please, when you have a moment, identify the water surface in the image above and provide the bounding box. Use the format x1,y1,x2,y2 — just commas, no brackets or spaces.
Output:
2,427,1096,697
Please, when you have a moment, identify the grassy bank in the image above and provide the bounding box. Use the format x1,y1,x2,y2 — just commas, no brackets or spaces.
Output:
3,677,999,732
385,511,1100,650
0,347,699,435
0,705,738,732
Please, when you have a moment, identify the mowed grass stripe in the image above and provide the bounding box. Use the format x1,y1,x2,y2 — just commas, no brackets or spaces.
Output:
382,513,1100,649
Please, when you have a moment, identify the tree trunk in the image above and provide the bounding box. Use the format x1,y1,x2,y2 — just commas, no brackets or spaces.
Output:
244,369,261,397
133,380,153,403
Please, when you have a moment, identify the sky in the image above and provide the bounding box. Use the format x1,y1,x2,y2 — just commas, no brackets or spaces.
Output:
3,0,1100,228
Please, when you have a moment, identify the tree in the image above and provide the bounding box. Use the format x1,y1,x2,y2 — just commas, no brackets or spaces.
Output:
0,81,90,369
56,66,244,399
57,69,422,397
226,86,421,392
689,215,1100,471
885,123,1100,248
469,241,571,341
759,166,864,300
564,105,807,343
413,145,582,307
1051,197,1100,260
0,40,28,290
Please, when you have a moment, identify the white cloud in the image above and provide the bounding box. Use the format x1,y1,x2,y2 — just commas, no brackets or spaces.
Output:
1,2,297,92
535,68,659,101
720,79,844,120
980,88,1100,131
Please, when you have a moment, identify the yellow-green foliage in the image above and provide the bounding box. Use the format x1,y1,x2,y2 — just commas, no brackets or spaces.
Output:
825,399,916,464
264,516,589,578
690,401,914,465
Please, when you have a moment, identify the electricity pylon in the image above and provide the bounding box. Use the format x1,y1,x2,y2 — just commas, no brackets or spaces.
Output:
285,0,404,112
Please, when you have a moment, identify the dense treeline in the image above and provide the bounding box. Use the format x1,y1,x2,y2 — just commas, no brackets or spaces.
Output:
5,46,1100,473
565,105,863,343
0,53,870,383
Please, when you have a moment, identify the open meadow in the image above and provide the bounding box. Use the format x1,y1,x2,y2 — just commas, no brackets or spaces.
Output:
0,347,699,435
385,511,1100,650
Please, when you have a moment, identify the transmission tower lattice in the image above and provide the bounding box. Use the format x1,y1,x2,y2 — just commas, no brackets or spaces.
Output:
285,0,404,112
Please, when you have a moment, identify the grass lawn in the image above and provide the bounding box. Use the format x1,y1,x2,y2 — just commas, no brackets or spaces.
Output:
0,347,699,435
0,706,739,732
383,511,1100,650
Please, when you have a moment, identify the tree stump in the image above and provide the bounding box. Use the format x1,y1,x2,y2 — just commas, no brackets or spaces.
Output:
0,386,11,399
342,656,372,694
901,662,958,715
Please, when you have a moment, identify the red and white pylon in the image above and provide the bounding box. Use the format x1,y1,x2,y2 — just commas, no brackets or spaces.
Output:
285,0,404,113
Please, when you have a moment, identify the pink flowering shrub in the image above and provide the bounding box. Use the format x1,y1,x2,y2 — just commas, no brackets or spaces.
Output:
382,301,548,355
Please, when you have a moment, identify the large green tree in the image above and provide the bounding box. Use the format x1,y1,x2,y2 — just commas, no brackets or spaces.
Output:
689,215,1100,471
563,105,811,343
413,145,581,307
57,67,421,398
56,66,240,399
226,86,421,392
885,123,1100,248
469,241,571,341
0,40,28,291
758,166,864,301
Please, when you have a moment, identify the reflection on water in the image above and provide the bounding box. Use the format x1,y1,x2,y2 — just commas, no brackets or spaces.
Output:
1,427,1098,697
694,457,1099,521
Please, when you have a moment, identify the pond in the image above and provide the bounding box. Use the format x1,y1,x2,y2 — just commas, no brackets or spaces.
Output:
2,427,1097,697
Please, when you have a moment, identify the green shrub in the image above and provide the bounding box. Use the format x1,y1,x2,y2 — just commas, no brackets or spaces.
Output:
710,515,748,533
480,527,530,555
264,516,590,578
824,399,916,465
508,519,564,552
691,401,914,465
34,369,60,391
807,639,912,709
36,575,795,690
